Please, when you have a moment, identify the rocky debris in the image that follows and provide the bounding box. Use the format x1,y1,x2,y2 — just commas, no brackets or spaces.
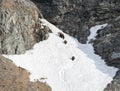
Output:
37,25,50,41
71,56,75,61
0,0,50,54
0,55,51,91
104,70,120,91
58,32,65,39
63,40,67,44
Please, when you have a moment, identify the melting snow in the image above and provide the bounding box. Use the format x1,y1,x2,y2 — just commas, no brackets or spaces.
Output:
87,23,108,43
4,19,118,91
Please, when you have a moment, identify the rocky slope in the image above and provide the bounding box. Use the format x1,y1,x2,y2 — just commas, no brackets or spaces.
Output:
32,0,90,43
93,19,120,91
0,55,51,91
32,0,120,44
0,0,52,91
0,0,50,54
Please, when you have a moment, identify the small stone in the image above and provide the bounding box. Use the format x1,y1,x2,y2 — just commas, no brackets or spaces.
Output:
58,32,65,39
71,56,75,61
64,40,67,44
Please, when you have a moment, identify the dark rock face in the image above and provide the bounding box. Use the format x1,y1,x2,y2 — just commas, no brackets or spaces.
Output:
93,20,120,68
32,0,92,43
92,18,120,90
89,0,120,25
31,0,120,43
93,18,120,91
0,55,51,91
0,0,49,54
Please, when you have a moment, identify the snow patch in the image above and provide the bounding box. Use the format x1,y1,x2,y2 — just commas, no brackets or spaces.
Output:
4,20,117,91
87,23,108,43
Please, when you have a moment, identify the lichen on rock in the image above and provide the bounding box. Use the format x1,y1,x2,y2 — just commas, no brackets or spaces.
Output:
0,0,49,54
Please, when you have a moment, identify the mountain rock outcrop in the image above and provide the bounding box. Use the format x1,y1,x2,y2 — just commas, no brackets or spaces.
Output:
0,0,50,54
32,0,91,43
32,0,120,43
0,55,51,91
93,19,120,91
93,20,120,68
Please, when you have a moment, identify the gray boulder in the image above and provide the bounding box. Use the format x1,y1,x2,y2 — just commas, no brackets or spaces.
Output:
0,0,49,54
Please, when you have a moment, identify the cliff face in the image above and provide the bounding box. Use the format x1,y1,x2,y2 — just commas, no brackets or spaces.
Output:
93,20,120,68
93,18,120,91
0,55,51,91
0,1,52,90
32,0,120,44
0,0,49,54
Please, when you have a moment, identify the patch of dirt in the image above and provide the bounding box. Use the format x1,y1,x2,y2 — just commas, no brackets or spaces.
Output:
0,55,51,91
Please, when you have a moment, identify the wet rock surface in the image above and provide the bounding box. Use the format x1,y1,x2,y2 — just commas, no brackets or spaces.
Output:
0,0,50,54
31,0,92,43
0,55,51,91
